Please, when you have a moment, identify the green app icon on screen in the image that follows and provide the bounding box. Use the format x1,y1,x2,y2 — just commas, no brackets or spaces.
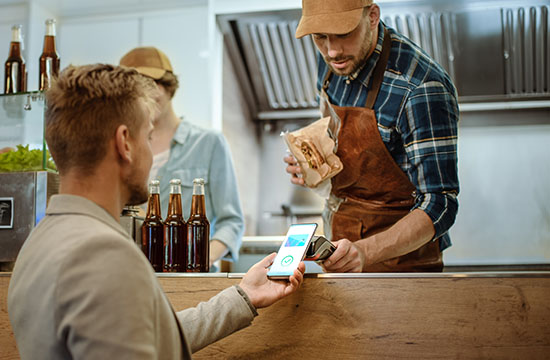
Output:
281,255,294,266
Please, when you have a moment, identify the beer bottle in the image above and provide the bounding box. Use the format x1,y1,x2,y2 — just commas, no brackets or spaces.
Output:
38,19,60,91
164,179,186,272
4,24,27,94
186,178,210,272
141,180,164,272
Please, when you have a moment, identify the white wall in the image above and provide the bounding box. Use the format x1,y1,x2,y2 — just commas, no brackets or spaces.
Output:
141,8,210,127
1,0,212,129
59,6,211,129
58,18,139,65
209,0,300,14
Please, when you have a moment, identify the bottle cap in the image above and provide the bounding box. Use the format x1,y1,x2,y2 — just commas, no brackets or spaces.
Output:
45,19,56,36
11,24,22,42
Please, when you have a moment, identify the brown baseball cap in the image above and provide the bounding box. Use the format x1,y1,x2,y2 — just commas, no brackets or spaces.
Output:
119,46,173,80
295,0,373,39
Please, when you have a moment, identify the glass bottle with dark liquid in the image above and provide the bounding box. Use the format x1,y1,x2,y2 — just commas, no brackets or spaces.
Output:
39,19,60,91
186,178,210,272
4,24,27,94
164,179,186,272
141,180,164,272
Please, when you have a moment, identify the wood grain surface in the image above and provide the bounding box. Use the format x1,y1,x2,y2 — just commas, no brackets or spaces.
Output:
0,276,18,360
162,276,550,359
2,274,550,359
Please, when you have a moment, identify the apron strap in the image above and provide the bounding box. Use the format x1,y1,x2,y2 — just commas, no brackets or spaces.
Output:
365,27,391,109
322,67,333,92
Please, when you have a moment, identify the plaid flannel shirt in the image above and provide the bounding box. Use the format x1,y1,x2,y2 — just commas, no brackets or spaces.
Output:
317,22,459,250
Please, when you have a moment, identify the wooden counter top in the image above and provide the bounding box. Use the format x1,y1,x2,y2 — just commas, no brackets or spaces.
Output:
2,272,550,359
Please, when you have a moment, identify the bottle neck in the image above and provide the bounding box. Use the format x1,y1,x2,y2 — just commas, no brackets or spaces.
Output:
190,182,206,217
9,27,23,58
192,182,205,196
146,193,162,218
42,35,57,53
45,22,56,36
8,42,23,58
170,183,181,195
190,194,206,217
11,28,22,42
167,193,183,217
149,183,160,195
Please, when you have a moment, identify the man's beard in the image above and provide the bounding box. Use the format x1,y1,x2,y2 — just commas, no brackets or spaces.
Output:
126,182,149,206
324,26,374,76
125,169,149,206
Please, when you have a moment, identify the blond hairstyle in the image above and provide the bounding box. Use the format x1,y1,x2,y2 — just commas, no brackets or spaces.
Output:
45,64,157,174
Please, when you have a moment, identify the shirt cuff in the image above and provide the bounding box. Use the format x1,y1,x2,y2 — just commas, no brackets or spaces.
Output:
413,191,458,240
234,285,258,317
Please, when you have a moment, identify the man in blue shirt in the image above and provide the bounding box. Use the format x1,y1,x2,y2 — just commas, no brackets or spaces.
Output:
285,0,459,272
120,47,244,270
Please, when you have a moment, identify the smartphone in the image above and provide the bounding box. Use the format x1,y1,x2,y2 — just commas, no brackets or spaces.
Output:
267,223,317,280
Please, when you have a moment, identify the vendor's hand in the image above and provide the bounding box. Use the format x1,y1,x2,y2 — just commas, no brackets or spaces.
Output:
322,239,365,273
284,155,305,186
239,253,305,309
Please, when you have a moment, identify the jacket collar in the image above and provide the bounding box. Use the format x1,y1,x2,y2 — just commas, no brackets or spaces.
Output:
46,194,129,239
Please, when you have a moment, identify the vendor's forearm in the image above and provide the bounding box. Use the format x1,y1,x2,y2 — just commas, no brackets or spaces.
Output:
210,239,229,264
357,209,435,268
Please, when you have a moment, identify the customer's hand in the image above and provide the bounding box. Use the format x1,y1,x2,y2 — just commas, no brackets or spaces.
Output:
239,253,305,309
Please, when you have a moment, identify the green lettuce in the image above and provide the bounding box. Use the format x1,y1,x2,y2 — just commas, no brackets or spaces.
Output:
0,144,57,172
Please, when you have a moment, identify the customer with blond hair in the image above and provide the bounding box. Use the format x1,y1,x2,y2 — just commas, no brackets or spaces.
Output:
8,64,305,359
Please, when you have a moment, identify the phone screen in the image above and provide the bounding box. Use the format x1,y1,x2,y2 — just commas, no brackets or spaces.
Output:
267,223,317,279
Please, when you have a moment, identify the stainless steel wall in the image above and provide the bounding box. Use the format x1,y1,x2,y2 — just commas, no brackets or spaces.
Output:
219,0,550,120
447,110,550,265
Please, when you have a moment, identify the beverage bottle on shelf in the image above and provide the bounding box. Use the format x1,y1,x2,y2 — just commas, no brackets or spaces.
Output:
4,24,27,94
186,178,210,272
39,19,60,91
141,180,164,272
164,179,186,272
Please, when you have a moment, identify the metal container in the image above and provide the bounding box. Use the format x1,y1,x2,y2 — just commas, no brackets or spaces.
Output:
119,206,144,248
0,171,59,262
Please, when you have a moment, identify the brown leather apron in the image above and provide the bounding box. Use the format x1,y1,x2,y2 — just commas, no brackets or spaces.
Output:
322,28,443,272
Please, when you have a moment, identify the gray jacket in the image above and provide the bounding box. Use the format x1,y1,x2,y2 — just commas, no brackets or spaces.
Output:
8,194,256,359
